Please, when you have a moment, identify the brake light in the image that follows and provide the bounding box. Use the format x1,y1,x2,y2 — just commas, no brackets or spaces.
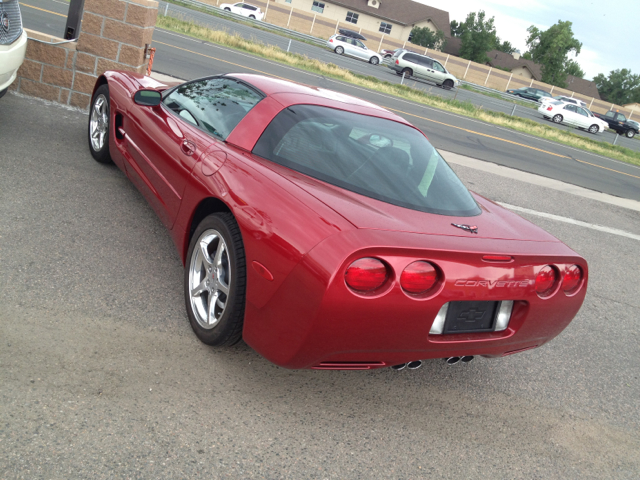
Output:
345,258,388,292
395,59,399,65
562,265,583,293
535,266,558,297
400,261,438,294
329,38,333,42
547,106,553,111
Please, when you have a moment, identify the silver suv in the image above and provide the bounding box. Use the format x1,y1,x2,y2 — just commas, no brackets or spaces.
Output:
388,50,458,89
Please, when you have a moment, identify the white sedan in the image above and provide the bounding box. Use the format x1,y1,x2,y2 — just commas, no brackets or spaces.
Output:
327,34,382,65
219,2,264,21
539,101,609,134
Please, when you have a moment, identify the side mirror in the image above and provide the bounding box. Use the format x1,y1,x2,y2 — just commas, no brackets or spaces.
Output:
134,89,162,107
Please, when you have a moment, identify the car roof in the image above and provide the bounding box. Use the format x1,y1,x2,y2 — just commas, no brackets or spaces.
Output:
228,73,406,121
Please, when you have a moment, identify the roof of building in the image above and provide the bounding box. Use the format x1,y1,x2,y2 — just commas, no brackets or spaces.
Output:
328,0,451,35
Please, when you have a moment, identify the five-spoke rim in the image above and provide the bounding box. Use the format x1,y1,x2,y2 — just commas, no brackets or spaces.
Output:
90,94,109,152
189,229,231,329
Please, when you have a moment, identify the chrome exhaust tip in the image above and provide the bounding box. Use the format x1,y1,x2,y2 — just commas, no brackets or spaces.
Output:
406,360,423,370
391,363,407,371
445,356,461,365
461,355,474,363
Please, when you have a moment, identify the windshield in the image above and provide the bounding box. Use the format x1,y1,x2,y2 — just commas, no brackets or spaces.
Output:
253,105,480,217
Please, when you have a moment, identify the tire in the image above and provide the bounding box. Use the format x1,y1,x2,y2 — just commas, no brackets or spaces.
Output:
402,67,413,77
88,84,113,164
249,15,255,19
335,46,344,55
0,87,7,99
369,56,379,65
384,54,392,58
588,124,599,134
552,114,563,124
626,129,636,138
184,212,246,346
224,7,230,10
443,79,454,90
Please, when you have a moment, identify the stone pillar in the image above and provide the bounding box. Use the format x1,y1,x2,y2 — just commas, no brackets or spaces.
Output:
13,0,158,110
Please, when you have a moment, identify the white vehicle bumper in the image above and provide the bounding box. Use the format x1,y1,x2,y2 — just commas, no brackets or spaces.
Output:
0,30,28,92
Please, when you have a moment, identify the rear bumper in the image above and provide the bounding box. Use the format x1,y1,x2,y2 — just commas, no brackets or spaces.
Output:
0,30,27,92
243,229,588,369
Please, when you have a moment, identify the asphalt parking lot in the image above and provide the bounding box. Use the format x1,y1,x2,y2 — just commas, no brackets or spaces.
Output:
1,92,640,478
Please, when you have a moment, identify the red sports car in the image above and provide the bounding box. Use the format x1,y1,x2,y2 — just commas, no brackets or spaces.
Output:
88,71,588,370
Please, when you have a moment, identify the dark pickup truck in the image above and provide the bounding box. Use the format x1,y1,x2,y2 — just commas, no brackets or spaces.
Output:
593,111,639,138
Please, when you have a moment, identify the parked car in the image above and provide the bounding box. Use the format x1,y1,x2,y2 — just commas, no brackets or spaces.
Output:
0,0,27,99
219,2,264,20
388,50,458,89
592,110,638,138
327,34,382,65
506,87,552,102
87,71,588,370
539,101,608,134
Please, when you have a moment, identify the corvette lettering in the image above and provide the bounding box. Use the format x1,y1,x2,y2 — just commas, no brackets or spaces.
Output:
455,280,530,288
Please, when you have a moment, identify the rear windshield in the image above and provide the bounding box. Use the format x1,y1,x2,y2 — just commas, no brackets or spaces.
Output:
252,105,480,217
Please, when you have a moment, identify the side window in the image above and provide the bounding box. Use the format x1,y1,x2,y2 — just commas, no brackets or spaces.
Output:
605,111,615,118
576,107,588,117
418,57,433,67
403,53,418,64
564,104,577,113
355,40,365,49
162,78,263,140
432,61,445,72
618,113,627,121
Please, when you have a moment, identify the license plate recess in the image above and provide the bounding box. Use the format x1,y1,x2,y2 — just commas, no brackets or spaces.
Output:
443,301,500,334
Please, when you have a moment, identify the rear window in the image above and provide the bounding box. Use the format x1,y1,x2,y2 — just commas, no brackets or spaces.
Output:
252,105,480,217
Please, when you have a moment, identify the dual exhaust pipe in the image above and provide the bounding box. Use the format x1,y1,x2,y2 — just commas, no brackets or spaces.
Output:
390,356,474,370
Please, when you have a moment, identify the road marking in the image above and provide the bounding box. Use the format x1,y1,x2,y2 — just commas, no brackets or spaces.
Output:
499,203,640,241
572,157,640,179
21,3,67,17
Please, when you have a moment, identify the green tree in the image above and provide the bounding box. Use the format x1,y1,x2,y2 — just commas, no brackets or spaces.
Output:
524,20,582,88
450,20,464,37
495,39,515,54
409,26,445,50
456,11,499,63
565,60,585,79
593,69,640,105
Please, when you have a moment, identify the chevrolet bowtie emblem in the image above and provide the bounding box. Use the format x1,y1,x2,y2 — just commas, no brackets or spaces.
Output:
451,223,478,234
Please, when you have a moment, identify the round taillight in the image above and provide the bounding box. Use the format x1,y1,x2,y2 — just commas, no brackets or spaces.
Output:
535,265,558,296
345,258,388,292
400,261,438,294
562,265,583,293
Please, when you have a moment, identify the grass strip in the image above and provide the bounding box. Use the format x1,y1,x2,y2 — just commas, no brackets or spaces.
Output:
156,15,640,167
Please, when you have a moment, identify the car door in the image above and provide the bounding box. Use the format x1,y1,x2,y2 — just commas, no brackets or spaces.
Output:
232,2,245,16
561,104,579,126
574,107,591,129
125,78,264,228
430,60,447,85
353,39,369,60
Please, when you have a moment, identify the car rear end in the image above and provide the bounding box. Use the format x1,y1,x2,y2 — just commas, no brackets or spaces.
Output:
244,225,587,369
0,0,27,97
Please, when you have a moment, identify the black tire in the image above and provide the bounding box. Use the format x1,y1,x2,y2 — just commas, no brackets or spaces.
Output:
552,114,563,124
249,14,255,19
443,79,454,90
384,54,392,58
335,46,344,55
0,87,7,99
369,56,379,65
184,212,246,347
224,7,230,10
588,124,599,134
625,129,636,138
402,67,413,77
88,84,113,164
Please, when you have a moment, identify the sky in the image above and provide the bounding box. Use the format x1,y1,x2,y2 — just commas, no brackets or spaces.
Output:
415,0,640,81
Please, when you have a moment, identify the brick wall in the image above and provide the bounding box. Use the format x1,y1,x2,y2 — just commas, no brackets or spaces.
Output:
11,0,158,111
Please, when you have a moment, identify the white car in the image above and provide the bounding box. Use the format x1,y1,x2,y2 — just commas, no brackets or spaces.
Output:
327,34,382,65
219,2,264,21
0,0,27,99
539,101,608,134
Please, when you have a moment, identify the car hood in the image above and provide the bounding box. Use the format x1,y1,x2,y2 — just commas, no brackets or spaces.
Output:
282,171,560,243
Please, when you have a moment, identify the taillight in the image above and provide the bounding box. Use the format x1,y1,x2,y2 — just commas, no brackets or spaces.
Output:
535,265,558,297
562,265,583,293
400,261,438,294
329,38,333,43
395,59,399,64
345,258,388,292
546,106,553,111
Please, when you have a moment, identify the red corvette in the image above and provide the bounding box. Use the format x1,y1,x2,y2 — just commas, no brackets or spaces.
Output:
88,71,588,370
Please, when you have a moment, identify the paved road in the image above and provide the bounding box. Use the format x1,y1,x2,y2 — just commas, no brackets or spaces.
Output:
20,0,640,153
2,91,640,479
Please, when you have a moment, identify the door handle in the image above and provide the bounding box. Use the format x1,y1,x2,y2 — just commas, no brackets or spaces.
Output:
181,139,196,156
